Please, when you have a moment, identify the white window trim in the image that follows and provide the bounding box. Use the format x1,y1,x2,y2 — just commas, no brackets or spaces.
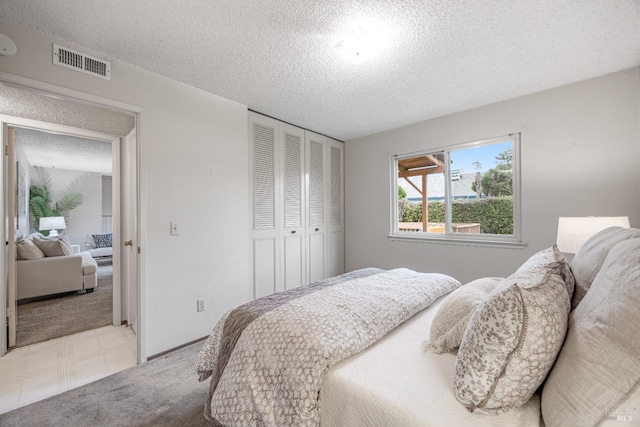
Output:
389,134,525,249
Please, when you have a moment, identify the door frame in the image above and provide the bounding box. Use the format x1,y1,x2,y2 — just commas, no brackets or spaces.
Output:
0,71,145,362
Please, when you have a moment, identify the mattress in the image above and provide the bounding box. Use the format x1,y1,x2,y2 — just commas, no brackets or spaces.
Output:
320,297,543,427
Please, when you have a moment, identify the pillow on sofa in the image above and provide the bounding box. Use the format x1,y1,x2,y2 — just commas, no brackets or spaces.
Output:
541,238,640,426
454,246,572,414
17,238,45,260
569,226,640,309
424,277,502,353
92,233,112,248
33,236,74,257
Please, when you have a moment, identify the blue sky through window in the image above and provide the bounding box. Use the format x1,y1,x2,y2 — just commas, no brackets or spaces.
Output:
450,141,512,174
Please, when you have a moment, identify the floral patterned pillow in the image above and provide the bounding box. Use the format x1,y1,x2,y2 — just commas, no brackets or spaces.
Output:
453,246,572,414
92,233,112,248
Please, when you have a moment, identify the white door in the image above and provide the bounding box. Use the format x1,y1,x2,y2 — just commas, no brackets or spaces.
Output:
280,124,305,290
305,131,326,284
327,139,345,278
3,126,17,351
250,113,280,298
122,129,138,332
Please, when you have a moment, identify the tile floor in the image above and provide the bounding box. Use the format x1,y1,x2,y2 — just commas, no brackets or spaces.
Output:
0,325,136,414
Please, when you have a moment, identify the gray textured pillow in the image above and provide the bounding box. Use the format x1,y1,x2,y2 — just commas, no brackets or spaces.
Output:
570,226,640,309
454,246,571,414
542,238,640,426
424,277,502,353
16,238,45,260
33,236,74,257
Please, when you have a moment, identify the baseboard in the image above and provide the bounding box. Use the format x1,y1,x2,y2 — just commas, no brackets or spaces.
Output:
147,336,208,361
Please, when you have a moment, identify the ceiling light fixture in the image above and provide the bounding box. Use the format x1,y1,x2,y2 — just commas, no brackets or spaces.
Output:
334,26,386,65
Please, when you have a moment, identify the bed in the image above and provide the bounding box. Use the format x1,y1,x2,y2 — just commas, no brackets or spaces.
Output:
197,226,640,427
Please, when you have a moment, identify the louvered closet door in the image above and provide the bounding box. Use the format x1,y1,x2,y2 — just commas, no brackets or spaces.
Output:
327,139,345,278
306,131,326,284
250,113,280,298
280,124,305,290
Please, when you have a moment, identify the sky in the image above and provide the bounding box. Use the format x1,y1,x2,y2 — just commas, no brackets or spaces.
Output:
450,141,512,174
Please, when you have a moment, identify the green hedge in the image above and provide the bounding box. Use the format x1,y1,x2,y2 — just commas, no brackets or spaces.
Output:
398,196,513,235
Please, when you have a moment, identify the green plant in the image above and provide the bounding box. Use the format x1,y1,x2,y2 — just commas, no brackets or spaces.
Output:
29,168,92,235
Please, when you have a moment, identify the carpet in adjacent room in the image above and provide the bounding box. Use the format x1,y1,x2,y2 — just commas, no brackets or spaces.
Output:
16,262,113,347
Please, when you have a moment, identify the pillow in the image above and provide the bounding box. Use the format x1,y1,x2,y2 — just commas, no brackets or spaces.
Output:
570,226,640,309
33,236,74,257
16,238,45,260
541,238,640,426
92,233,112,248
454,246,572,414
424,277,503,353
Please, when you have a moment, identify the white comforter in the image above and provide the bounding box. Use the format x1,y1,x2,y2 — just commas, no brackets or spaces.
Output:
320,297,543,427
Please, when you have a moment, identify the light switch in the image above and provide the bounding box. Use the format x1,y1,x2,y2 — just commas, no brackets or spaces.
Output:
170,222,180,235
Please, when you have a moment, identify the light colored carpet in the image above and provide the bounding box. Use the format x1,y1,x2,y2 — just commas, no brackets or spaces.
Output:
0,341,211,427
16,262,113,347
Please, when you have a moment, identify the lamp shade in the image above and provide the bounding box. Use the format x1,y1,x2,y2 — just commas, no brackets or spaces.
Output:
556,216,630,254
39,216,66,231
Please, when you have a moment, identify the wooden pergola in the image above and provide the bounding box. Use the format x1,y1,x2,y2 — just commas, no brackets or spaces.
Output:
398,154,444,233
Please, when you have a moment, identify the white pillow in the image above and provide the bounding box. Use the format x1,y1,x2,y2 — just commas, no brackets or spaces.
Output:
33,236,74,257
542,238,640,426
424,277,502,353
570,226,640,309
16,238,45,260
454,246,572,414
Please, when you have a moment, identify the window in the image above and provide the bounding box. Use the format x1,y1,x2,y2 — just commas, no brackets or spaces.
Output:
391,134,522,246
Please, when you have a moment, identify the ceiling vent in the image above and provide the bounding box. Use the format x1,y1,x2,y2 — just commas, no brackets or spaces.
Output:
52,44,111,80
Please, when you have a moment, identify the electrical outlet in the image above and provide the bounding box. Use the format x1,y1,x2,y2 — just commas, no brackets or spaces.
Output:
197,299,205,312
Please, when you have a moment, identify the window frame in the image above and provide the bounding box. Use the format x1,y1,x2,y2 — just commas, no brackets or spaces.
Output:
389,133,525,248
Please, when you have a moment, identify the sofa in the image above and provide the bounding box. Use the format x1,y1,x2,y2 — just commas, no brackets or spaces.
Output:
16,233,98,300
84,232,113,259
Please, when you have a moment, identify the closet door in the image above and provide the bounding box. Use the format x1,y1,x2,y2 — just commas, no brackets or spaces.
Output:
327,138,345,278
280,124,305,290
250,113,280,298
305,131,326,284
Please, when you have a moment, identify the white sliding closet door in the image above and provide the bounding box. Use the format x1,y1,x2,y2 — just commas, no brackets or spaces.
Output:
250,114,279,298
250,113,306,297
305,131,327,284
327,139,345,278
280,124,306,290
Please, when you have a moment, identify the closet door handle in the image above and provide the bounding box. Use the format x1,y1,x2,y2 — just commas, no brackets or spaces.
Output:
291,230,296,234
315,228,319,232
124,240,133,247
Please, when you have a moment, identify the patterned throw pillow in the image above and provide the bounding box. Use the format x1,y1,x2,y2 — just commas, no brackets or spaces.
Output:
92,233,112,248
453,246,573,414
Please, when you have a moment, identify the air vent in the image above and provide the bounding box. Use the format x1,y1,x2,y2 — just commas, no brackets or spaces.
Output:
53,44,111,80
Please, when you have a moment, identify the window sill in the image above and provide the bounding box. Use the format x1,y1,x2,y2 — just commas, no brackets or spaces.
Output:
387,234,527,249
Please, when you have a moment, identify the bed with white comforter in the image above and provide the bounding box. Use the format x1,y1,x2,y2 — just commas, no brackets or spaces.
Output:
197,226,640,427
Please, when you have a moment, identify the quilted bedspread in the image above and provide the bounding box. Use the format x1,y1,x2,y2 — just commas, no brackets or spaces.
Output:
196,267,461,427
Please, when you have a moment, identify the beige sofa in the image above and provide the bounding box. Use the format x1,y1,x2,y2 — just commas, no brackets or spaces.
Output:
16,233,98,300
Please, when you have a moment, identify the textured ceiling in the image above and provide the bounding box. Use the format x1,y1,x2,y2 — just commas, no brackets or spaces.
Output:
15,128,112,174
1,1,639,141
0,84,135,137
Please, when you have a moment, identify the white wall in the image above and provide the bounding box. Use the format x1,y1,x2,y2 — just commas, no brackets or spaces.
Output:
42,168,102,247
0,21,252,356
345,68,640,284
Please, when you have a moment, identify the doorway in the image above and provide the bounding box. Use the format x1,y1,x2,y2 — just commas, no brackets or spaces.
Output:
9,125,118,348
0,82,141,364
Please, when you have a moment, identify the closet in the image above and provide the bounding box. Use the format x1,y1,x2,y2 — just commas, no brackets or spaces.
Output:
250,112,344,298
